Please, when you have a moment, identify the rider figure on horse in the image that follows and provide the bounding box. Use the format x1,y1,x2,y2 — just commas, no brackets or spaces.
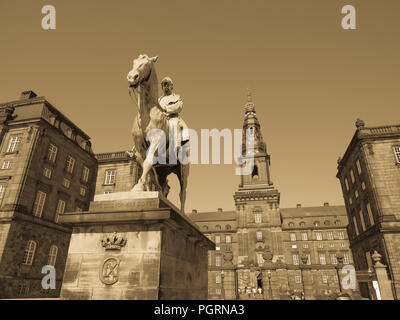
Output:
158,77,189,153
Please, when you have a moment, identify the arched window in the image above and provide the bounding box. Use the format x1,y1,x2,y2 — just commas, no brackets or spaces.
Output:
288,222,295,227
203,225,208,231
299,222,306,227
215,225,221,230
252,165,259,179
23,240,37,265
48,245,58,266
324,220,330,226
314,221,320,227
226,225,231,230
334,220,342,226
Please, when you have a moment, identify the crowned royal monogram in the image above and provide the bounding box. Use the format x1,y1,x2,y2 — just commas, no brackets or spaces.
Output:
101,232,127,250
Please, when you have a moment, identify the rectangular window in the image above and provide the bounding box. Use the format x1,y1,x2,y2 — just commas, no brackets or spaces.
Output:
0,185,6,201
104,170,116,185
319,253,326,265
366,203,375,226
215,255,221,266
226,235,231,243
353,216,359,236
33,191,46,217
343,252,350,264
55,199,66,223
215,235,220,244
65,155,75,174
318,243,324,249
306,253,311,265
1,160,11,170
341,242,345,248
331,253,338,265
295,275,302,284
393,147,400,164
361,182,366,190
47,144,58,163
322,274,328,283
316,232,322,240
303,244,309,249
293,254,299,265
327,232,333,240
256,231,263,241
290,233,296,241
356,159,362,175
63,178,71,189
43,167,52,179
7,135,21,153
330,243,335,248
359,210,366,231
254,213,262,224
82,166,90,183
350,169,355,183
79,186,86,197
257,253,264,266
301,233,308,241
216,274,221,284
216,288,222,295
338,231,345,240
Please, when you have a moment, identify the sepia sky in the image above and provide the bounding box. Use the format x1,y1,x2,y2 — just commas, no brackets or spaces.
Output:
1,0,400,213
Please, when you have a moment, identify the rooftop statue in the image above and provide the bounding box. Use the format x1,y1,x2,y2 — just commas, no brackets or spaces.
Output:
126,54,190,213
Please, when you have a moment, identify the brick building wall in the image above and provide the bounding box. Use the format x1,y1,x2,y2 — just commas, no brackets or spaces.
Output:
337,120,400,299
0,91,97,298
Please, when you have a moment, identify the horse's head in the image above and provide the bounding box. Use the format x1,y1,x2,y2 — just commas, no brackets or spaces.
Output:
127,54,158,88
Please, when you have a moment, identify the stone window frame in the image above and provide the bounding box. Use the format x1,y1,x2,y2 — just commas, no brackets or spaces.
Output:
292,254,299,265
290,232,297,242
6,134,22,153
81,166,90,183
1,160,11,170
301,232,308,241
55,199,66,223
23,240,37,265
47,245,58,267
33,190,47,218
319,253,326,265
104,169,116,185
366,202,375,226
225,234,232,243
65,155,76,174
356,159,362,175
47,143,58,164
256,231,263,241
393,146,400,164
295,274,302,284
42,167,52,179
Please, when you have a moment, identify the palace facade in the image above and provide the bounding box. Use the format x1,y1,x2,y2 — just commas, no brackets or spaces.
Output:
0,91,97,298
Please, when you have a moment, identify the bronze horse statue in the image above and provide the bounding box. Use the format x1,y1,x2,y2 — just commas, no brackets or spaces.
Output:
126,54,189,213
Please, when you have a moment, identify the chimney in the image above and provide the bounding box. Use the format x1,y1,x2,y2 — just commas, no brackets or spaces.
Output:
20,90,37,100
191,209,197,214
296,204,301,208
324,202,329,207
217,208,223,212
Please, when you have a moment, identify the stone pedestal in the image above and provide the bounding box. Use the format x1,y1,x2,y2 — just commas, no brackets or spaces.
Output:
59,192,214,300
